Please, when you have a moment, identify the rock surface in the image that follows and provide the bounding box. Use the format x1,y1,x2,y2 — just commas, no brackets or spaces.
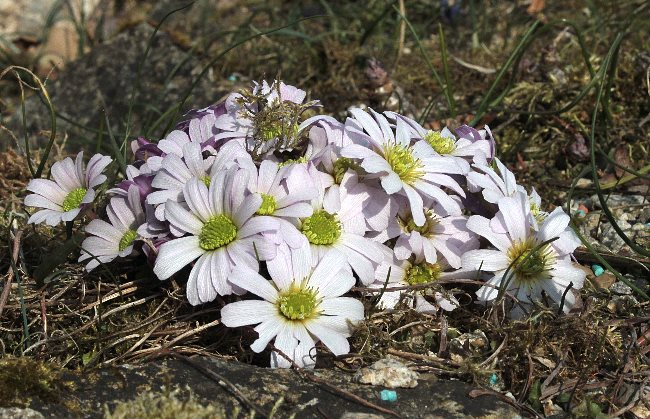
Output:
353,357,419,389
13,357,520,418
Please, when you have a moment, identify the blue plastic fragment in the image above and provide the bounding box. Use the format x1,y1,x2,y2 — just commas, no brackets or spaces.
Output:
227,74,238,81
592,264,604,277
489,373,498,385
380,389,398,402
576,209,585,217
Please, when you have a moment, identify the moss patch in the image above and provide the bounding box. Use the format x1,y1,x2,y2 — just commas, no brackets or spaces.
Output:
0,357,64,408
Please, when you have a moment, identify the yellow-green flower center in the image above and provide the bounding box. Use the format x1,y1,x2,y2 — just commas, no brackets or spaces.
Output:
424,131,455,155
506,237,554,284
333,157,360,184
259,121,299,142
201,175,211,187
256,193,277,215
405,262,442,286
277,284,319,321
403,210,439,235
118,229,137,252
278,156,308,167
61,187,87,212
301,210,341,245
383,143,423,185
199,215,238,250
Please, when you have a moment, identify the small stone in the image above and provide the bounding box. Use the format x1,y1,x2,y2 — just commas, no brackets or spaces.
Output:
0,408,44,419
591,264,604,277
379,389,398,402
592,272,616,289
354,357,419,388
340,413,385,419
609,281,632,295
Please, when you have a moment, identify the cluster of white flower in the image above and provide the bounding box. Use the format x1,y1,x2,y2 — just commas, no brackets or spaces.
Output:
23,80,586,368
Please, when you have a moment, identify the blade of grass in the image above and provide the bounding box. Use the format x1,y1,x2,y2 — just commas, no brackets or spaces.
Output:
438,23,455,118
393,6,454,120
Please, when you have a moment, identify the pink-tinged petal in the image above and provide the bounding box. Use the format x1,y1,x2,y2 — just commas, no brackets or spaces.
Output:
394,116,413,147
86,154,112,187
466,215,511,252
257,160,279,194
552,261,586,290
362,155,392,175
349,108,383,142
252,317,285,354
28,209,61,226
336,243,375,285
208,170,227,214
190,253,217,305
79,236,117,258
24,193,62,211
182,142,206,178
238,216,277,238
211,248,233,295
85,219,122,242
497,195,528,242
308,249,349,293
273,202,312,218
221,300,277,328
394,235,413,260
421,237,439,264
61,208,81,222
226,241,258,271
184,177,212,222
340,144,378,160
233,194,262,226
229,266,278,302
51,157,81,191
153,236,203,280
164,200,203,235
538,207,570,243
461,249,509,272
305,320,350,356
26,179,66,203
106,197,135,231
369,109,395,143
402,184,425,226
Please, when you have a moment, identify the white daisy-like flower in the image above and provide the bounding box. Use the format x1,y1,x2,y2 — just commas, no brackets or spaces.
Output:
341,108,469,226
280,167,385,285
370,255,465,313
393,207,479,269
221,249,364,368
24,152,112,226
243,160,317,270
78,185,145,271
461,191,585,316
153,169,277,304
146,141,253,223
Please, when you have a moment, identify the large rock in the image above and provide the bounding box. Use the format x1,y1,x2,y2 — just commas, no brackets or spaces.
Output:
15,357,520,418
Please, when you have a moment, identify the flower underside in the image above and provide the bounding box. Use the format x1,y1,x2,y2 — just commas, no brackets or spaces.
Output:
424,131,455,155
62,187,87,212
199,215,238,250
383,143,423,185
301,210,341,245
256,193,277,215
277,284,320,321
405,262,442,286
119,229,137,251
507,237,554,284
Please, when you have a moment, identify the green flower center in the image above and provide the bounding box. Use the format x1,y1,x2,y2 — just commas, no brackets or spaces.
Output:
405,263,442,286
333,157,360,184
259,120,299,142
424,131,455,155
198,215,238,250
277,284,320,321
256,193,277,215
383,143,423,186
61,187,87,212
301,210,341,245
529,201,546,223
201,175,211,187
118,229,137,252
403,210,439,235
506,237,554,283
